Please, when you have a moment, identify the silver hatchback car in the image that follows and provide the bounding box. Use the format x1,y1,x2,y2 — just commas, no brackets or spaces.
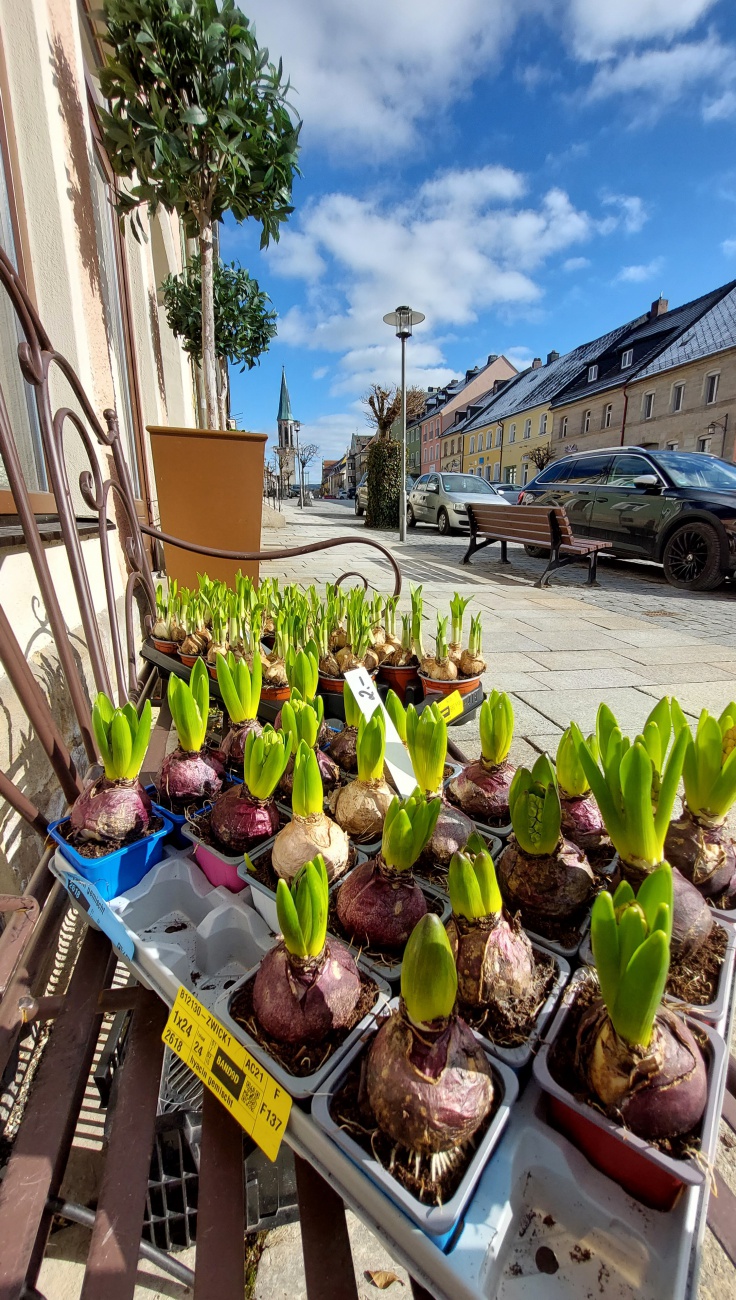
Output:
407,471,510,534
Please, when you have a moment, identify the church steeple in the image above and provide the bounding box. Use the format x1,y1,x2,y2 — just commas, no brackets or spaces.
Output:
277,367,293,426
276,367,297,487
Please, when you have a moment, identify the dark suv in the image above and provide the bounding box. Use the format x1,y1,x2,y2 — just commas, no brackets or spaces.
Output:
520,447,736,590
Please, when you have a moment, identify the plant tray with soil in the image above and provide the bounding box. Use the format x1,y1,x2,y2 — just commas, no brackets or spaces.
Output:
459,945,569,1071
312,997,519,1236
240,841,363,934
327,869,449,982
55,813,165,858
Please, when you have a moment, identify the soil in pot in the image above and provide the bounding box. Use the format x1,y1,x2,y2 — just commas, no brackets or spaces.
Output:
248,843,358,895
329,1051,500,1206
458,949,557,1049
228,966,379,1078
546,976,710,1162
59,813,164,859
667,922,728,1007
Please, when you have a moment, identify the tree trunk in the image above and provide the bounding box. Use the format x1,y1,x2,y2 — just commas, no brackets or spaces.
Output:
199,216,219,429
217,357,229,429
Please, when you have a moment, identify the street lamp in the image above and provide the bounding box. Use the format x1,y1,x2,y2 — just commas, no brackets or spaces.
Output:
383,305,425,543
706,415,729,458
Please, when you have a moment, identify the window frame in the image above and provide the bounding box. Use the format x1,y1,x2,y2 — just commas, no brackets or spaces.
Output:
621,348,633,369
523,418,531,439
643,392,655,421
495,426,502,448
671,383,684,414
539,412,547,435
508,423,516,443
603,403,612,429
583,409,591,434
705,372,720,406
587,365,598,383
559,415,568,439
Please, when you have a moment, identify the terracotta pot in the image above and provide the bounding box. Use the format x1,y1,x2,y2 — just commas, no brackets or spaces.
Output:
147,425,267,587
179,652,201,668
261,682,291,703
208,663,218,680
419,671,481,698
318,670,379,697
378,662,420,702
152,637,178,656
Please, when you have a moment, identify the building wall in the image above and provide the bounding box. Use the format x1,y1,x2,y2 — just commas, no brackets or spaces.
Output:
420,355,516,472
0,0,198,889
549,349,736,460
463,400,553,485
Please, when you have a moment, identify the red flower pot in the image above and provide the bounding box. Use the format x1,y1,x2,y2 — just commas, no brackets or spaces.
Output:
152,637,178,656
378,662,420,702
418,671,481,699
261,682,291,703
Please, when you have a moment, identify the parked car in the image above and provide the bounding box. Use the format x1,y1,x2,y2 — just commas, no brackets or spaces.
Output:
407,472,510,535
519,446,736,590
493,483,522,505
355,473,416,517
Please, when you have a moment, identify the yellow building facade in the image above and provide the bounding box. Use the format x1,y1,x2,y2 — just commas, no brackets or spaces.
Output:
463,399,553,486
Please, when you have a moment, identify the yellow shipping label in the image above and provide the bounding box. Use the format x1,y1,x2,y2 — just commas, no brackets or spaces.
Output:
435,690,464,723
162,986,291,1160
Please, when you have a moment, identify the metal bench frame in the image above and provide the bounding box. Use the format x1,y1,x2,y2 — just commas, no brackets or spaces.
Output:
461,502,610,587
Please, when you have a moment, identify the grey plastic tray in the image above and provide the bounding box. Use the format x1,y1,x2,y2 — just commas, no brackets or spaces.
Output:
311,997,519,1236
240,841,367,934
213,955,391,1101
471,943,571,1071
533,968,727,1196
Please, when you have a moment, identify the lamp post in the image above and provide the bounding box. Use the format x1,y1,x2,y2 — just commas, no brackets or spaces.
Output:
383,305,425,543
706,415,729,458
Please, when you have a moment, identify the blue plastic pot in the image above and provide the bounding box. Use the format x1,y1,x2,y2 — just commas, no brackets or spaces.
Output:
146,774,243,849
48,811,174,901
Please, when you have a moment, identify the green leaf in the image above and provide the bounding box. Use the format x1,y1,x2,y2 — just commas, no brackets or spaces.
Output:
356,710,385,783
110,710,133,783
653,724,688,847
216,652,245,723
448,853,485,920
181,106,209,125
620,743,658,865
128,699,152,778
479,691,514,765
617,904,647,979
92,695,113,773
612,930,670,1048
276,879,306,957
636,864,673,944
590,891,620,1014
401,915,457,1026
612,879,635,911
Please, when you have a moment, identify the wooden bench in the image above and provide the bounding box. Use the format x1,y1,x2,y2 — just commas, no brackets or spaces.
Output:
461,502,612,587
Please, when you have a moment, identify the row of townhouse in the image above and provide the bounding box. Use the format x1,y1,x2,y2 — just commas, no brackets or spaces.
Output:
407,281,736,489
321,432,373,495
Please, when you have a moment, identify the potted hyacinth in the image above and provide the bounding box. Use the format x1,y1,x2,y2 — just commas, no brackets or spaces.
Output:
406,704,474,876
327,680,361,773
446,839,560,1053
535,866,713,1208
195,727,291,876
156,659,224,812
448,691,516,829
555,727,609,861
151,582,179,655
664,702,736,904
329,711,394,843
498,755,595,946
277,695,340,796
336,792,440,953
420,601,486,699
215,651,262,766
50,694,171,897
271,742,350,884
571,714,715,963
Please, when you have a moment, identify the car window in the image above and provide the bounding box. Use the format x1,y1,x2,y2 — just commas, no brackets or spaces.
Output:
413,475,427,488
654,452,736,489
563,455,612,485
607,455,658,487
427,475,440,490
440,474,495,494
534,461,568,484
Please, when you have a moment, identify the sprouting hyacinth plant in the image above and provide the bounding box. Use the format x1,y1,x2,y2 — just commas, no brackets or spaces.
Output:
276,854,330,960
447,690,516,823
556,727,596,798
578,864,709,1141
271,740,351,885
401,914,458,1026
499,753,595,923
356,710,386,784
381,792,442,874
663,701,736,899
216,650,261,722
385,688,407,743
72,694,154,844
447,836,537,1008
448,843,502,921
460,613,486,677
405,703,447,796
480,691,514,767
285,646,320,702
290,741,324,819
410,584,425,661
243,727,292,801
449,593,473,652
280,696,324,751
253,851,362,1045
168,657,210,753
331,710,394,839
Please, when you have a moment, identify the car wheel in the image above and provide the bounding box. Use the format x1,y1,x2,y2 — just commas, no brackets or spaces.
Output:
524,544,549,559
437,507,452,536
662,522,724,591
355,498,364,517
407,505,417,528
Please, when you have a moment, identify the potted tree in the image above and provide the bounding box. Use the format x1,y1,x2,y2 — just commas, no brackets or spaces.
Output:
99,0,300,584
362,384,425,529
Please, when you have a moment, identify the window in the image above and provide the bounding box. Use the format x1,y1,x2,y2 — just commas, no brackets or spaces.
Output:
588,365,598,382
522,462,529,485
539,413,547,435
559,415,568,439
495,426,502,447
523,419,531,439
603,403,612,429
643,392,655,420
563,454,613,484
423,430,427,441
672,384,684,413
493,463,501,480
436,419,441,436
485,465,491,481
583,410,591,433
469,436,475,454
621,348,633,369
666,440,678,450
509,423,516,443
534,461,568,484
705,373,720,405
698,436,713,454
607,454,659,486
504,466,517,484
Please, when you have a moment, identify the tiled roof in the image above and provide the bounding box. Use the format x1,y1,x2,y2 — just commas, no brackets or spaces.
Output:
633,284,736,380
454,324,631,435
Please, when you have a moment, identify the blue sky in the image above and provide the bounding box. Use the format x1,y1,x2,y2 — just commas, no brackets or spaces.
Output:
220,0,736,470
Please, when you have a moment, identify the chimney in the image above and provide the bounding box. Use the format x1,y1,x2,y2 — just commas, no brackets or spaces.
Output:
650,296,668,319
546,350,560,365
531,357,542,369
486,353,498,366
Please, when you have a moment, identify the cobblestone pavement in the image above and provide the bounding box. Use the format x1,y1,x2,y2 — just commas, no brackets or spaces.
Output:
258,497,736,1299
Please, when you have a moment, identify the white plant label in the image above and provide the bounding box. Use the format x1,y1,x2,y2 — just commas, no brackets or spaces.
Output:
343,667,417,798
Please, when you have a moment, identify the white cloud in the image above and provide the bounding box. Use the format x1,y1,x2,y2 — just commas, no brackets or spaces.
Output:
563,256,591,271
615,257,665,282
703,89,736,121
600,193,649,233
244,0,523,158
722,239,736,257
567,0,719,59
267,167,598,396
312,366,328,379
585,35,735,122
